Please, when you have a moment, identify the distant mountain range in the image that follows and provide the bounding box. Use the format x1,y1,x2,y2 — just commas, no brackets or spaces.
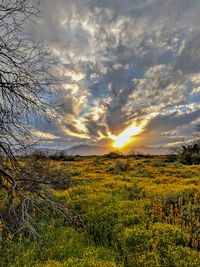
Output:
38,144,170,156
125,145,170,155
64,144,109,156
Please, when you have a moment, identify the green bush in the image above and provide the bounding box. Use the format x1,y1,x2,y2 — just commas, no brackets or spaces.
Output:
49,151,77,161
103,152,123,159
121,226,152,251
152,223,190,249
177,141,200,165
83,204,122,246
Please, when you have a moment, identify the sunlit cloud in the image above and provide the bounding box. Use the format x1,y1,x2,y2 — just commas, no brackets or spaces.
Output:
60,125,90,140
63,84,79,94
108,121,147,149
32,130,59,140
65,70,85,82
167,137,200,147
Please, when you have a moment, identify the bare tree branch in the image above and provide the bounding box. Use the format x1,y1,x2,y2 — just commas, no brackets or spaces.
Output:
0,0,79,239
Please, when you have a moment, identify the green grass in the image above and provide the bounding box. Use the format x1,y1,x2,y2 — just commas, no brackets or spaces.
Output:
1,156,200,266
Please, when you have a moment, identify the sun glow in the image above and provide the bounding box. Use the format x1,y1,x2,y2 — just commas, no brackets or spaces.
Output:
108,122,146,149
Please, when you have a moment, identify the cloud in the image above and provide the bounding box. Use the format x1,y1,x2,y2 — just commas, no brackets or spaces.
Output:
32,130,60,140
31,0,200,152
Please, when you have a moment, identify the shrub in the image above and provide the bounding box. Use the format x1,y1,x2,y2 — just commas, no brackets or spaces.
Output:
83,204,122,246
151,161,166,167
115,160,130,171
114,176,130,182
20,150,48,161
128,150,155,159
119,226,152,253
131,169,153,178
177,141,200,165
152,223,190,248
124,182,145,200
107,160,131,174
48,152,76,161
191,153,200,165
165,153,177,163
103,151,123,159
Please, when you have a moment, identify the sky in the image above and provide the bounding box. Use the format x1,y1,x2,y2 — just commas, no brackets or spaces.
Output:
31,0,200,154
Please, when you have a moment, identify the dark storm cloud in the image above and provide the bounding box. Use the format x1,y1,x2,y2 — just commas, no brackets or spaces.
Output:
32,0,200,150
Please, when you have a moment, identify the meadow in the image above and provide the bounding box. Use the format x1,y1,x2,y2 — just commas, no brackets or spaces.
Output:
1,155,200,266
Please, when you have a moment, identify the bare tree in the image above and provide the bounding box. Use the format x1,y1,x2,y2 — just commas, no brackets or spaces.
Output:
0,0,56,154
0,0,78,239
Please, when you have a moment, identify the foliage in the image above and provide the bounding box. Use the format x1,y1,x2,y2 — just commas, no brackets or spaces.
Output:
106,159,130,174
165,153,178,163
176,141,200,165
0,157,82,239
1,156,200,266
48,151,77,161
103,151,123,159
128,150,155,159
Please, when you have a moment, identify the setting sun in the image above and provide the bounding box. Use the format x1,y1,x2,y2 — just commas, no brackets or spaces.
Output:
108,122,145,149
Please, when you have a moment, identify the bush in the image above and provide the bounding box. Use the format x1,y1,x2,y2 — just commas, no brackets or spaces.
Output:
48,151,76,161
103,152,123,159
20,150,48,161
191,153,200,165
107,160,130,174
128,150,155,159
177,141,200,165
152,223,190,249
83,204,122,246
119,226,152,253
165,154,177,163
115,160,130,172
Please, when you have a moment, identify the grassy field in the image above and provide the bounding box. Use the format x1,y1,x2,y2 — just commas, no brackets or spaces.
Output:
1,156,200,266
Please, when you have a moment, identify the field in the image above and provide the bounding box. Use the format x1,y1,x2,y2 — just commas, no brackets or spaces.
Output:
1,155,200,266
